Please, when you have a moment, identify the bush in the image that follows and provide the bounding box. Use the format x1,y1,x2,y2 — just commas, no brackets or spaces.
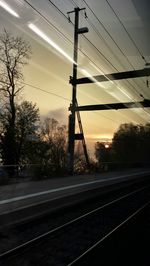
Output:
0,168,9,185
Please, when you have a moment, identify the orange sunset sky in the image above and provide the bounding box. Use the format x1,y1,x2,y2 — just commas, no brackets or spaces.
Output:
0,0,150,157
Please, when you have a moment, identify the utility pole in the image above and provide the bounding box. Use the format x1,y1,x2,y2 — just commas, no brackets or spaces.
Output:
67,7,88,175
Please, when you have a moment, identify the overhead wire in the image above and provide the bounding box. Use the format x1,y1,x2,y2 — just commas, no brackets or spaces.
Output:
23,0,110,91
48,0,147,103
81,0,147,98
21,81,126,125
105,0,148,65
23,0,149,123
46,2,146,123
82,0,147,66
23,0,111,83
30,0,149,103
45,2,150,122
83,1,134,66
24,0,113,87
84,17,145,100
24,0,72,45
66,0,149,120
21,82,70,101
69,0,78,8
102,0,150,117
48,0,141,84
48,0,150,122
22,2,126,126
47,0,68,20
80,0,150,117
47,0,119,71
104,0,150,107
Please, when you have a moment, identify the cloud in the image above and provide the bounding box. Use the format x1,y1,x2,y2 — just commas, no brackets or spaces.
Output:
41,107,68,125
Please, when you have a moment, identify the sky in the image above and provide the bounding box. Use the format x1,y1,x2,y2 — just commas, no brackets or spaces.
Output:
0,0,150,157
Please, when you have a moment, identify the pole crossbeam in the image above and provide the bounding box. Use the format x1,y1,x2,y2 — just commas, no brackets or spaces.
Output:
71,99,150,112
68,7,150,175
70,68,150,85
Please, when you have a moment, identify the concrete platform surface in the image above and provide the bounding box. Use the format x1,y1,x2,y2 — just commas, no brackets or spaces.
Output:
0,168,150,216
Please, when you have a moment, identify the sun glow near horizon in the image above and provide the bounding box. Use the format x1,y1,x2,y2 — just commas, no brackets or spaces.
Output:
86,134,113,142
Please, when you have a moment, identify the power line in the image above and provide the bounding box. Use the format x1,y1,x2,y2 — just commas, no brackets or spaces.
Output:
26,0,142,101
23,0,106,79
93,110,131,124
82,0,147,65
22,1,114,101
22,81,128,125
21,3,127,126
24,0,72,45
46,2,144,118
62,1,146,102
46,0,120,71
22,1,115,94
21,84,148,126
81,0,146,97
21,82,123,123
80,4,150,120
79,0,150,113
87,17,135,71
105,0,147,65
48,0,69,20
23,0,102,77
23,0,150,120
70,3,139,78
21,82,70,101
85,17,145,99
69,0,78,8
82,0,135,68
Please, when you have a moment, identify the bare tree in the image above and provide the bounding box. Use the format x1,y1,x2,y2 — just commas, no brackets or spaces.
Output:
0,29,31,170
41,118,67,174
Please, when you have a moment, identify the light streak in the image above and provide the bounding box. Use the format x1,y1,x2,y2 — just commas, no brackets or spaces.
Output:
90,62,133,101
80,68,105,89
28,23,75,64
0,1,19,17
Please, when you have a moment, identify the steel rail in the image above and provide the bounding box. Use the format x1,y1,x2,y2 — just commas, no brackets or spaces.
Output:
67,200,150,266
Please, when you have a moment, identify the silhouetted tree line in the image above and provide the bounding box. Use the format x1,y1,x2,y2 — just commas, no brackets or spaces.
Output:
0,30,70,178
0,30,86,179
1,30,149,180
95,123,150,171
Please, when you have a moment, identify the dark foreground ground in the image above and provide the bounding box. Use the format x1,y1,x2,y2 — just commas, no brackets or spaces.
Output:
75,202,150,266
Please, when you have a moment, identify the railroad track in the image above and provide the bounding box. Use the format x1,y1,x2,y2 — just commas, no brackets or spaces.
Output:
68,201,150,266
0,181,150,265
